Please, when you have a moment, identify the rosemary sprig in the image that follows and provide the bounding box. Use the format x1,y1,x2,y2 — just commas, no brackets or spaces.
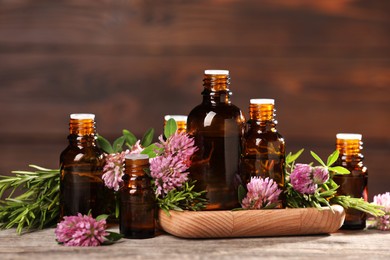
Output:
0,165,60,234
331,195,385,217
157,181,208,216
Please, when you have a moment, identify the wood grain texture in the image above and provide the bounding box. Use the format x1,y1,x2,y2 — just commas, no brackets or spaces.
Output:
1,227,390,259
0,0,389,198
159,205,345,238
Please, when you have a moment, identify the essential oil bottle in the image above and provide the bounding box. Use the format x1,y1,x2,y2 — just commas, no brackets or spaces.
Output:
187,70,245,210
239,99,286,207
120,154,155,239
60,113,107,218
164,115,187,133
333,133,368,229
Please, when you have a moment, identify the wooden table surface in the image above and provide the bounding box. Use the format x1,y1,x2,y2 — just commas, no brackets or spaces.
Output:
1,227,389,259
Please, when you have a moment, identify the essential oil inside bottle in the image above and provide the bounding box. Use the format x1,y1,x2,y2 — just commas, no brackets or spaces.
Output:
239,99,286,208
187,70,245,210
120,154,155,239
60,113,110,219
333,133,368,230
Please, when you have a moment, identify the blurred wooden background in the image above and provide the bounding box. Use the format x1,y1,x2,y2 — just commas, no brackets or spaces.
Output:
0,0,389,199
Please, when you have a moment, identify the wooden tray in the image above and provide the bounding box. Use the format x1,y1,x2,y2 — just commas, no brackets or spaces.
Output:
159,205,345,238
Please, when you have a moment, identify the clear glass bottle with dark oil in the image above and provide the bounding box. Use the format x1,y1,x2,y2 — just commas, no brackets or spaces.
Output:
60,113,110,218
187,70,245,210
239,99,285,208
333,133,368,229
120,154,155,239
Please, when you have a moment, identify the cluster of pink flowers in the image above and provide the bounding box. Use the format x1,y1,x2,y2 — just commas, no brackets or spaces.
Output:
55,214,108,246
102,140,143,191
101,131,196,197
290,164,329,194
102,150,129,191
150,132,197,196
241,177,282,209
372,192,390,231
155,132,197,166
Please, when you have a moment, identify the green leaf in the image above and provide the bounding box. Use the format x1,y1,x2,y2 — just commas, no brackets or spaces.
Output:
96,135,114,154
102,231,124,245
310,151,326,167
140,144,159,158
237,185,247,204
141,128,154,147
123,129,137,147
326,150,340,167
28,165,57,172
263,203,279,209
286,149,304,164
112,136,125,153
115,198,120,219
96,214,109,221
328,166,350,175
164,118,177,139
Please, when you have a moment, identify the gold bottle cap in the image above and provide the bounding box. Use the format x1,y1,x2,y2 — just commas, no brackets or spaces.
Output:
70,113,95,120
336,133,362,140
204,70,229,75
250,99,275,105
125,154,149,160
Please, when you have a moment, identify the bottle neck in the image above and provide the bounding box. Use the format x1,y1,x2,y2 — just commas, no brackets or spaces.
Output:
124,158,150,177
336,138,364,163
176,121,187,133
68,118,97,145
202,73,231,104
249,103,277,129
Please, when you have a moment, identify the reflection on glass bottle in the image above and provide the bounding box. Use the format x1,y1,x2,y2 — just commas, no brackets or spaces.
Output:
120,154,155,239
164,115,187,133
239,99,285,208
333,133,368,229
60,113,111,219
187,70,245,210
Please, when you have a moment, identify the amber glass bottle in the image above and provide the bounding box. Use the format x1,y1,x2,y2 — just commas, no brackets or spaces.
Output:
164,115,187,133
333,133,368,229
60,113,107,218
239,99,285,207
120,154,155,239
187,70,245,210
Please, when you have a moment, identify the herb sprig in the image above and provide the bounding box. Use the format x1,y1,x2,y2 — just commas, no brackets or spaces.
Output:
157,180,207,215
285,149,384,216
0,165,60,234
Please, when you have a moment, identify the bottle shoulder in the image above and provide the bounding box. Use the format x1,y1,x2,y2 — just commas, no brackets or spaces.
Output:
60,144,104,165
188,103,244,120
245,126,284,139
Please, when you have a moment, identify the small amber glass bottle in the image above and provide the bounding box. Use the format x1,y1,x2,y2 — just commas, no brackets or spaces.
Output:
239,99,285,207
120,154,155,239
164,115,187,133
60,113,107,218
333,133,368,229
187,70,245,210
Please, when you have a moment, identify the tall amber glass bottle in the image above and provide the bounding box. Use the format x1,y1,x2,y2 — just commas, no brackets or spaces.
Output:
333,133,368,229
239,99,285,207
187,70,245,210
120,154,155,239
164,115,187,133
60,113,106,218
